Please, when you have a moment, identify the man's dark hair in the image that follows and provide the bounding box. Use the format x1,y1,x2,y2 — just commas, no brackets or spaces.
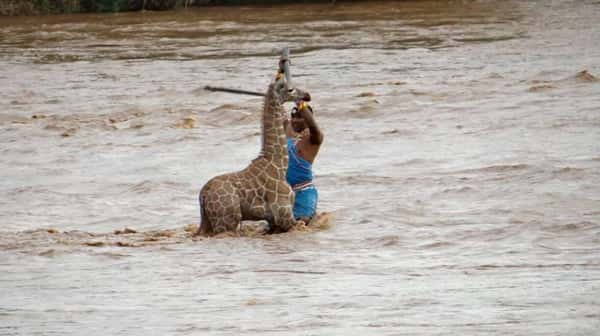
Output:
291,104,313,117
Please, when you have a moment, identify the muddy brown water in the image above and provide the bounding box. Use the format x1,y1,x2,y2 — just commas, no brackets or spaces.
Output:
1,1,600,334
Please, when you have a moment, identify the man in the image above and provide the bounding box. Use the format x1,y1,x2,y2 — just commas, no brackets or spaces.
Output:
284,100,324,224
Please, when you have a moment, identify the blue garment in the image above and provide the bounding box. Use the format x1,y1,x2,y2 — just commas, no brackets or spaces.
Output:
287,138,318,219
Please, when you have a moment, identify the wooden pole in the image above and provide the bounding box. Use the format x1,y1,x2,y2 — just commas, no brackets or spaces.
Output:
203,86,265,97
204,48,292,98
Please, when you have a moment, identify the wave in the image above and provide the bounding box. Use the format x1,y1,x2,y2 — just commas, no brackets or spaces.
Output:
451,163,531,175
125,180,190,194
528,70,599,92
574,70,599,83
542,221,599,234
364,235,401,247
552,166,586,177
453,34,520,44
436,186,476,194
205,103,261,126
0,212,333,254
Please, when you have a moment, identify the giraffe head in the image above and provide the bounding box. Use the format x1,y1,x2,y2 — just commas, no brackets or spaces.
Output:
272,71,311,105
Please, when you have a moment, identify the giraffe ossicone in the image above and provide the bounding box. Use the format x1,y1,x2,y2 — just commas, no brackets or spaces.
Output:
196,52,310,236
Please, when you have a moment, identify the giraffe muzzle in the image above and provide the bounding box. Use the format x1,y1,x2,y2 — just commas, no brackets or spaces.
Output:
289,88,311,102
301,92,311,102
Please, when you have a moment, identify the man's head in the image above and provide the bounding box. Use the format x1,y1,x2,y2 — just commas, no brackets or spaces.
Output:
291,101,313,133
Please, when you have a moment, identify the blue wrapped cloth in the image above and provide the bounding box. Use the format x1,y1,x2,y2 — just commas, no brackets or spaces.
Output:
286,138,318,219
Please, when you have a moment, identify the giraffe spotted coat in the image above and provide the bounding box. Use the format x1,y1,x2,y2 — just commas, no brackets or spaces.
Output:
197,70,310,235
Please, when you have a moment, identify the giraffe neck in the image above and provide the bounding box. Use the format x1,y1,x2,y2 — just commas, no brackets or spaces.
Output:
259,83,288,173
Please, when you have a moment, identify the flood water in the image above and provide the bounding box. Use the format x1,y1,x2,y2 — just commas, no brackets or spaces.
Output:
1,1,600,334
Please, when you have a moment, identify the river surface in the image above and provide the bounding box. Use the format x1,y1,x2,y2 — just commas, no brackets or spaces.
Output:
1,1,600,334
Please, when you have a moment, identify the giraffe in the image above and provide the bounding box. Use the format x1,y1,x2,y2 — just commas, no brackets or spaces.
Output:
196,56,311,236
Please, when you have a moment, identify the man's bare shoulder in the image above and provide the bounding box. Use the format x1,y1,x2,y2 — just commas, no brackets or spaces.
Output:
297,134,321,163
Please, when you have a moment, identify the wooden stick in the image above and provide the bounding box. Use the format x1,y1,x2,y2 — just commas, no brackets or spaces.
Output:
203,86,265,97
204,48,292,98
